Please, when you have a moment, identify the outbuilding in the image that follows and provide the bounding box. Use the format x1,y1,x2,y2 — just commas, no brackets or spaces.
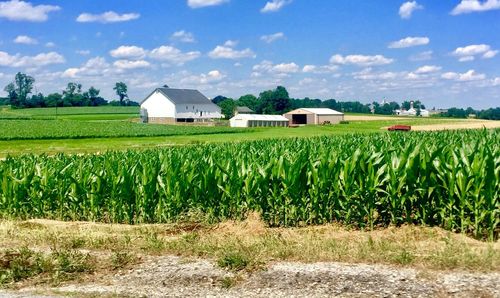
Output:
140,86,222,124
229,114,289,128
283,108,344,125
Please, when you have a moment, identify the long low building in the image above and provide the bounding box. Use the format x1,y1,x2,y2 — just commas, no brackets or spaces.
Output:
230,114,289,127
284,108,344,125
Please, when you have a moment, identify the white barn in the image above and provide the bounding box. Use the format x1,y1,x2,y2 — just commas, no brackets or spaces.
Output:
140,86,222,123
283,108,344,125
229,114,289,128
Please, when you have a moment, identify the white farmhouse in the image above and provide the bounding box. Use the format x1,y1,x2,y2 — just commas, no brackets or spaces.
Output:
140,86,222,123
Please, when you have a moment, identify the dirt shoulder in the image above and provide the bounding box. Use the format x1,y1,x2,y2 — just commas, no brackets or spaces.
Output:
411,120,500,131
3,256,500,297
1,218,499,297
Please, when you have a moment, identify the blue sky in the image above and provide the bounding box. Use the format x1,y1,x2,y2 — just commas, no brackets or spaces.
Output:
0,0,499,108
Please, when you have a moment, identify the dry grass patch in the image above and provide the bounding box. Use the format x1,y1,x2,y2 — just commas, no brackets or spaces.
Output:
0,215,498,287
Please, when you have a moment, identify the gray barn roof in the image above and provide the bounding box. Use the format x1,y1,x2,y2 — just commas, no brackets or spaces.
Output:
141,87,214,105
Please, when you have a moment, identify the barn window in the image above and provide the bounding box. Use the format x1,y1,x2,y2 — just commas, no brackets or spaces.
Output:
186,106,188,110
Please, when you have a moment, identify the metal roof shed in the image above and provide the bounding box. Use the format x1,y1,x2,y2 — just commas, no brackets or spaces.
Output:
283,108,344,125
229,114,289,128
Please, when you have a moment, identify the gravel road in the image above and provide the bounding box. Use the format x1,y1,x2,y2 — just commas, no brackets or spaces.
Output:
3,256,496,298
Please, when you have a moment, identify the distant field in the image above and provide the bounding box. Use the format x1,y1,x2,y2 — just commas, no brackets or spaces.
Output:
0,106,139,120
0,120,244,140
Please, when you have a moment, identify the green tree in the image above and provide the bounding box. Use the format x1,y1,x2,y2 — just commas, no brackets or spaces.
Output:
258,86,291,114
44,93,62,107
218,98,236,119
62,82,84,106
113,82,128,105
3,72,35,107
237,94,259,112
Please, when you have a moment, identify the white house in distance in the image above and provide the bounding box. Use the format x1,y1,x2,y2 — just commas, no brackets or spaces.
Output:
394,101,430,117
140,86,222,123
283,108,344,125
229,114,289,127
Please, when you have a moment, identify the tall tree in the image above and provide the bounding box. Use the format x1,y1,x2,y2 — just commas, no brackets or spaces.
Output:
113,82,128,105
258,86,291,114
218,98,236,119
3,72,35,107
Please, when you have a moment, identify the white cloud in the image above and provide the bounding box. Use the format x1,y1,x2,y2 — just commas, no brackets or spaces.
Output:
482,50,498,59
0,51,64,67
187,0,228,8
399,1,423,19
149,45,201,65
441,69,486,81
415,65,441,74
223,40,238,47
330,54,394,66
76,11,140,23
109,45,146,60
253,60,299,75
409,50,433,61
180,70,225,85
261,0,292,13
0,0,60,22
388,36,429,48
302,64,338,74
171,30,195,43
451,0,500,15
492,77,500,86
76,50,90,56
208,45,255,59
62,57,111,78
452,44,498,61
113,60,150,70
13,35,37,45
260,32,285,43
45,42,55,47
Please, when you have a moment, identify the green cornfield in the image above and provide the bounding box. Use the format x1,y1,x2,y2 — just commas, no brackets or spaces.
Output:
0,129,498,239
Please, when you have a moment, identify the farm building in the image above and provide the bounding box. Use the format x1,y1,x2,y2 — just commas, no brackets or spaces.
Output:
229,114,289,128
140,86,222,123
284,108,344,125
234,106,254,115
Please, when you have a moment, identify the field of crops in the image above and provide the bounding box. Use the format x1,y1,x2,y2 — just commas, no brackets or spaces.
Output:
0,120,244,140
0,129,498,239
0,106,139,119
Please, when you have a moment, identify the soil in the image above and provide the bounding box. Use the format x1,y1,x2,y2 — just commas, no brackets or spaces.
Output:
2,256,499,297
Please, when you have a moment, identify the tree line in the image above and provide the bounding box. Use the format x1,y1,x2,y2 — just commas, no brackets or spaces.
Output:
213,86,499,120
1,72,138,108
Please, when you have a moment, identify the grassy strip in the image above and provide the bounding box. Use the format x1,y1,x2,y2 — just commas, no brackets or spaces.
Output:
0,216,498,287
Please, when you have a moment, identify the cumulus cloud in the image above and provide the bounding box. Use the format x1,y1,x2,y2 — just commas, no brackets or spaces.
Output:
149,46,201,65
0,0,60,22
441,69,486,81
399,1,423,19
171,30,195,43
388,36,429,48
261,0,292,13
13,35,37,45
45,42,55,47
109,45,147,60
187,0,228,8
260,32,285,43
113,60,150,70
76,11,140,23
330,54,394,66
208,43,256,59
409,50,433,61
451,0,500,15
414,65,442,74
302,64,338,74
0,51,64,67
62,57,111,78
253,60,299,76
452,44,498,61
180,70,225,85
